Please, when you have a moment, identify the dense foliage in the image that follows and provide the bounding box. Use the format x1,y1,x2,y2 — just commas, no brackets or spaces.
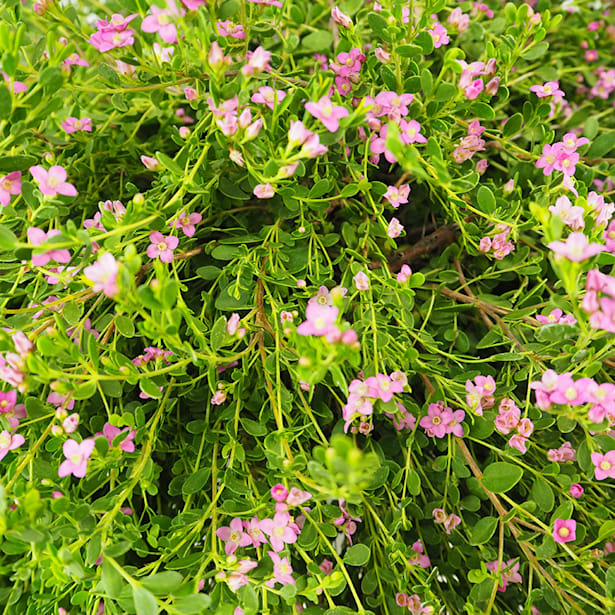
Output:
2,0,615,614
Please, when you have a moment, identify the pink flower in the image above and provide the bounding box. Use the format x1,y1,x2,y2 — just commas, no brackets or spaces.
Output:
147,232,179,263
89,14,137,52
408,540,430,568
27,227,71,267
536,143,563,176
260,513,298,552
548,232,605,262
184,86,198,101
397,264,412,284
331,7,352,28
464,79,484,100
271,484,289,502
30,165,77,197
141,5,179,43
84,252,120,298
58,439,95,478
243,517,267,547
420,402,452,438
297,303,339,336
267,551,295,587
0,390,17,414
530,81,565,98
254,184,275,199
383,184,410,208
353,271,369,291
486,559,522,592
141,155,160,171
170,211,202,237
445,409,465,437
251,86,286,110
429,22,450,48
553,518,576,543
591,451,615,480
305,96,349,132
387,217,404,238
0,429,25,461
216,518,252,555
181,0,206,9
509,434,528,454
286,487,312,506
216,20,245,38
562,132,589,151
604,221,615,252
61,117,93,134
97,422,136,452
444,513,461,534
2,72,27,94
399,119,427,144
0,171,21,206
570,484,584,498
211,390,226,405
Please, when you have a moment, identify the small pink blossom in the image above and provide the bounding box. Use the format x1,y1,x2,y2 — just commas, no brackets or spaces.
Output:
353,271,369,291
169,211,202,237
216,20,245,38
530,81,565,99
216,518,252,555
141,156,160,171
251,86,286,110
30,165,77,198
260,512,298,552
254,183,275,199
553,518,576,543
147,232,179,263
548,232,605,262
383,184,410,208
84,252,120,298
399,119,427,144
297,303,339,337
0,430,25,461
397,264,412,284
387,217,404,238
591,450,615,480
58,439,95,478
97,422,136,452
141,5,179,43
570,484,584,498
61,117,93,134
331,7,352,28
0,171,21,206
27,227,71,267
420,401,452,438
429,22,449,48
305,96,349,133
266,551,295,587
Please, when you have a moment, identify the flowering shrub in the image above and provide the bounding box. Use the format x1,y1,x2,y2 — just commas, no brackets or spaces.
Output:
3,0,615,614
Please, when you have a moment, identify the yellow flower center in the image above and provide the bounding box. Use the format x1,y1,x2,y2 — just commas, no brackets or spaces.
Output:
559,527,569,538
601,460,612,470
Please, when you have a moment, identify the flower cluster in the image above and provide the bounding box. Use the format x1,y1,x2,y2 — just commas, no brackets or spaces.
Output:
582,269,615,332
478,224,515,259
432,507,461,534
452,120,486,163
395,592,432,614
531,369,615,425
419,401,465,438
457,58,499,101
536,308,576,326
333,498,362,544
342,371,408,433
485,559,522,592
494,398,534,454
89,13,137,53
465,375,496,415
215,485,311,590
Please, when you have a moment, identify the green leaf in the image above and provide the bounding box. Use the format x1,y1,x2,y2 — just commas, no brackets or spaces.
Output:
0,155,37,173
522,41,548,60
343,543,370,566
302,30,333,51
397,44,422,58
367,12,389,38
309,178,330,199
472,102,495,121
470,516,498,545
0,224,18,251
98,63,120,86
116,315,135,338
156,151,183,176
173,594,212,614
415,31,434,55
210,315,227,351
476,186,496,214
141,571,183,595
503,113,523,137
531,477,554,512
0,84,11,117
587,132,615,159
132,585,159,615
139,378,162,399
101,559,123,599
482,462,523,493
182,468,211,495
407,469,421,495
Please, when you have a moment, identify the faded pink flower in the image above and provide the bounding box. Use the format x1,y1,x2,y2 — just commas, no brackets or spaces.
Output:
61,117,93,134
548,232,605,262
254,184,275,199
251,86,286,110
141,5,179,43
84,252,120,298
97,422,136,452
383,184,410,208
353,271,369,291
266,551,295,587
0,429,25,461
